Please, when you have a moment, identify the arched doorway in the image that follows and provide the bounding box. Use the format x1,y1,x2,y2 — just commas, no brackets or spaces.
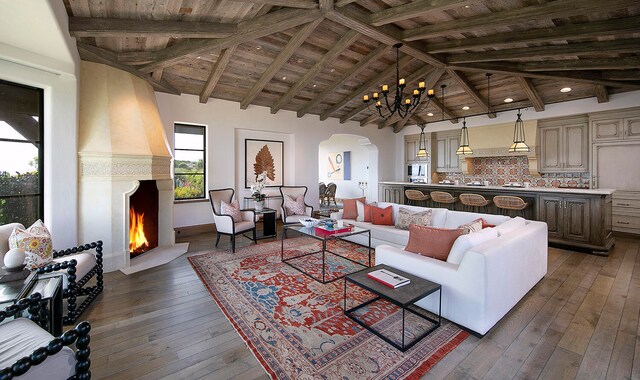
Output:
318,134,379,210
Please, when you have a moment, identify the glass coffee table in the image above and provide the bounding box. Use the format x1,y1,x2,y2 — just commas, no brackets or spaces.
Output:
344,264,442,352
281,223,371,284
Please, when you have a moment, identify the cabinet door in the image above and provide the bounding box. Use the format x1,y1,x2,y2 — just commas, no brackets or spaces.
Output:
563,123,588,171
405,138,419,163
624,117,640,140
436,138,447,172
448,136,461,172
592,119,623,142
539,126,563,172
564,198,591,243
538,196,564,240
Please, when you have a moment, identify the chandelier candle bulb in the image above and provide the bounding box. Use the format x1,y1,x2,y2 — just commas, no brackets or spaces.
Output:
381,85,388,92
427,89,435,97
413,89,420,96
419,82,425,89
405,99,411,105
399,78,405,86
373,92,379,99
363,95,369,102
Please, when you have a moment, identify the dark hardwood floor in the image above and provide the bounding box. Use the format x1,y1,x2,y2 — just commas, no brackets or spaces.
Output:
84,228,640,379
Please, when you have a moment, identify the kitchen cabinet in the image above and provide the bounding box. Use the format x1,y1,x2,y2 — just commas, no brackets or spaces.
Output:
538,116,588,173
435,131,460,172
378,183,404,204
611,191,640,234
538,195,590,243
591,108,640,142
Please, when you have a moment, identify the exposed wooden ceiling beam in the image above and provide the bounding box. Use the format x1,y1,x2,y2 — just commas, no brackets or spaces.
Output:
319,0,334,13
404,0,637,41
270,30,360,114
297,44,390,118
325,7,444,67
320,55,413,121
428,15,640,54
340,61,434,124
515,77,545,112
360,114,379,127
391,68,446,132
151,69,164,82
69,17,236,39
225,0,318,8
336,0,357,7
77,42,179,95
446,39,640,64
199,46,237,103
140,8,321,73
447,62,640,89
447,70,496,118
595,85,609,103
520,57,640,72
370,0,473,27
601,70,640,81
241,19,322,110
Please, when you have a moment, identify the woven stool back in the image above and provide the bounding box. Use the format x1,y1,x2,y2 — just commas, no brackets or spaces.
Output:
430,191,456,204
460,193,491,207
493,195,528,210
405,189,429,201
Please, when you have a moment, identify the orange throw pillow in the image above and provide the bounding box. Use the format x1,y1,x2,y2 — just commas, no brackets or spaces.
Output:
404,225,465,261
371,205,393,226
342,197,365,220
362,203,375,222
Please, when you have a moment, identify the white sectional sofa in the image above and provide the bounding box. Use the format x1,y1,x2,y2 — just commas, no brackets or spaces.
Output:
331,202,548,336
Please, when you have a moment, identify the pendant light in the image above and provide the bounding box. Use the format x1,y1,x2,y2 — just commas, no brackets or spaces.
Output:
416,124,429,158
456,117,473,155
509,109,531,152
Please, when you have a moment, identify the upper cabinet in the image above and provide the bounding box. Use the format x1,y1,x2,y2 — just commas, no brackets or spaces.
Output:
538,116,588,173
592,110,640,142
435,131,460,172
405,133,430,164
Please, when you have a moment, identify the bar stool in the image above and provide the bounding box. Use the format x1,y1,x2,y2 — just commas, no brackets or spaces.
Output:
430,191,457,210
405,189,429,207
493,195,528,217
459,193,492,213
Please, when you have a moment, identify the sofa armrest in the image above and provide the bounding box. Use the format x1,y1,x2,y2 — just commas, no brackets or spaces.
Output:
240,210,256,223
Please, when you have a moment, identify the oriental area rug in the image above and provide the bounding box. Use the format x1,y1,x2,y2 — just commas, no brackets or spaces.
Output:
188,237,468,379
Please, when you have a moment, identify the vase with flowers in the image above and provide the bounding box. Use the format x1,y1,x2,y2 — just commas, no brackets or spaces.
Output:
251,171,268,211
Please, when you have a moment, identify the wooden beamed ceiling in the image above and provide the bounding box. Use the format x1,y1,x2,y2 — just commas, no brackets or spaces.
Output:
65,0,640,133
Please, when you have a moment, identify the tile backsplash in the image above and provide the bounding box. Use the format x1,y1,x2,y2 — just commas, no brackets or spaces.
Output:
438,156,590,188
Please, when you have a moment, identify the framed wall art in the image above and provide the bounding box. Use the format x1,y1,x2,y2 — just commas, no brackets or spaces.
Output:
326,151,351,180
245,139,284,188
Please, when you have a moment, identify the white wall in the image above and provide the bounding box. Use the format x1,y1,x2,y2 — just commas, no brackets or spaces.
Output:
395,90,640,181
318,134,377,200
155,93,397,228
0,0,80,248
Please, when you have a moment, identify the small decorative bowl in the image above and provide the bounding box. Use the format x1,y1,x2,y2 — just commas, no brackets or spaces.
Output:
300,218,319,228
325,220,335,228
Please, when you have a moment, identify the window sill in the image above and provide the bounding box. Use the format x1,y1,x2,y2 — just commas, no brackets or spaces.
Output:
174,198,208,205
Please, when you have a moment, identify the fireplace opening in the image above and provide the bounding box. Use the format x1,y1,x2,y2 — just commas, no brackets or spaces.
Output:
129,180,159,258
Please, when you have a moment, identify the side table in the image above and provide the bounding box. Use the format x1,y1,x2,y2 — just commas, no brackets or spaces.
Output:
253,208,277,240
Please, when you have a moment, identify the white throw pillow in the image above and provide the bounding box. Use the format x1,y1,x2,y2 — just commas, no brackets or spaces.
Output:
356,200,377,222
447,227,498,265
495,216,526,237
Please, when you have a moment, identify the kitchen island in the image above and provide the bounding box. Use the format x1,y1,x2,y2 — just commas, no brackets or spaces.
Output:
379,181,614,254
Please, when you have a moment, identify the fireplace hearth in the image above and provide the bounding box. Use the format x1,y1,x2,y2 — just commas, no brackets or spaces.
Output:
129,180,159,257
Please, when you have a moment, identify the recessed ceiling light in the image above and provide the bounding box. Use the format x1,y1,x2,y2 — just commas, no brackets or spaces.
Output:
297,58,304,63
282,76,287,80
330,68,335,72
462,106,470,110
312,84,317,88
465,5,470,8
427,112,434,117
197,56,202,59
504,98,513,103
561,87,572,93
256,46,262,50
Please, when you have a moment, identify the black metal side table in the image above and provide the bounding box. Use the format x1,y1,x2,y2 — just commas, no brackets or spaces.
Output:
252,208,277,240
344,264,441,352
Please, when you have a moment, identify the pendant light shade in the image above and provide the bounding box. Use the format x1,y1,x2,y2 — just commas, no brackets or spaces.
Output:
456,117,473,155
509,109,531,153
416,124,429,158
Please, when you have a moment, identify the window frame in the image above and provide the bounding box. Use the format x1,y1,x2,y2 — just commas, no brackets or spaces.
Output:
0,79,44,224
173,123,206,201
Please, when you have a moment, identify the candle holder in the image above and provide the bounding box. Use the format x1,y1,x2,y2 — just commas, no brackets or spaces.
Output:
358,181,368,197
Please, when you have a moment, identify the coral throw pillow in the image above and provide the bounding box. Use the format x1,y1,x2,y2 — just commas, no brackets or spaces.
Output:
285,194,306,215
478,218,496,229
395,207,432,230
221,200,243,223
371,205,393,226
356,201,377,222
8,220,53,270
404,225,466,261
342,197,366,220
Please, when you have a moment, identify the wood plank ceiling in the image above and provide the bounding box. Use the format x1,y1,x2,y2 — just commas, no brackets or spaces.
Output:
63,0,640,132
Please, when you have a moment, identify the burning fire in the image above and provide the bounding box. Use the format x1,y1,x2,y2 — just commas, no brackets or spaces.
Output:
129,206,149,254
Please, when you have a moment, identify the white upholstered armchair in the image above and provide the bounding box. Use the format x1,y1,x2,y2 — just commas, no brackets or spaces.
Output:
209,188,256,252
279,186,313,224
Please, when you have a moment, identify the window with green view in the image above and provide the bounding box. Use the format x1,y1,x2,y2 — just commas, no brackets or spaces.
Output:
174,123,206,200
0,80,44,225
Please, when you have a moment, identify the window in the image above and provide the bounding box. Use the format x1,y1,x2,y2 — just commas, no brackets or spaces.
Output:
174,123,206,200
0,80,44,225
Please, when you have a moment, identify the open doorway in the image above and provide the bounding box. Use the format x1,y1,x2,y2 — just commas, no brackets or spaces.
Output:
318,134,378,211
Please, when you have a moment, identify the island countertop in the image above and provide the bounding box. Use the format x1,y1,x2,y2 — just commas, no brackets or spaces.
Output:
379,181,615,196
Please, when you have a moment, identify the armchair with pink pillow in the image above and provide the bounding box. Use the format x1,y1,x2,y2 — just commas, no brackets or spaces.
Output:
279,186,313,225
209,188,256,252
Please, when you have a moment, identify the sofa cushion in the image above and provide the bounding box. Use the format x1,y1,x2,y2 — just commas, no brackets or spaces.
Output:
0,318,76,380
356,201,377,222
404,225,466,261
221,200,242,223
9,220,53,270
447,227,499,265
443,211,510,229
395,207,432,230
371,205,393,226
343,197,365,219
496,216,526,236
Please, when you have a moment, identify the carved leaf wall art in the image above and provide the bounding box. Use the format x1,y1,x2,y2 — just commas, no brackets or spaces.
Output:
254,144,276,181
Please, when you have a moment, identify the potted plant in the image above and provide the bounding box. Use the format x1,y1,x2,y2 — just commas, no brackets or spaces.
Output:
251,171,268,210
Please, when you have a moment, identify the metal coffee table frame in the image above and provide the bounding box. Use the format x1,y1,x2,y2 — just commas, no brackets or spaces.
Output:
281,224,371,284
344,264,441,352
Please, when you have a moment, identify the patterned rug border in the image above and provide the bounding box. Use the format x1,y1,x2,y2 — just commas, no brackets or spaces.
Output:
188,238,469,380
